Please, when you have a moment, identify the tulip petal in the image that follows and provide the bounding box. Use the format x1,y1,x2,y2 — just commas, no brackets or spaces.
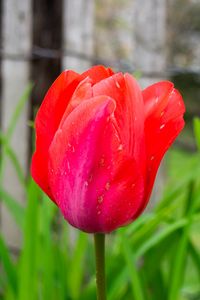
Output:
48,95,117,232
59,66,115,122
81,65,114,83
143,81,174,119
59,77,94,128
99,157,144,232
135,83,185,217
93,73,128,140
93,73,145,160
31,70,80,200
124,73,146,176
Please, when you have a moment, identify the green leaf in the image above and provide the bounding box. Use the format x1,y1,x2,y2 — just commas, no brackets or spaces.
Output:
17,179,41,300
108,269,129,300
38,196,58,300
189,240,200,281
0,132,26,186
0,188,25,229
0,234,17,295
135,219,187,259
168,181,197,300
121,232,145,300
0,84,32,184
111,218,187,300
193,117,200,152
67,232,88,299
6,83,33,140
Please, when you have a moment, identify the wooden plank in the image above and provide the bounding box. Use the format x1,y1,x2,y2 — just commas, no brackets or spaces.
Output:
0,0,32,248
32,0,62,105
62,0,94,72
133,0,167,88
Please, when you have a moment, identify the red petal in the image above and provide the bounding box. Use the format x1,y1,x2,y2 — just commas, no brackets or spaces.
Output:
31,70,80,200
99,157,144,232
80,65,114,84
93,74,143,146
135,83,185,217
143,81,174,119
93,73,146,175
59,66,115,127
59,77,93,128
124,73,146,176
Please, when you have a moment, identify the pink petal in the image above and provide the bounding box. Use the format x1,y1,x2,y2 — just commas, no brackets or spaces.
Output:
48,95,116,232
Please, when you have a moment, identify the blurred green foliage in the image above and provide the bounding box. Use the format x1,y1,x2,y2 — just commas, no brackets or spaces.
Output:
0,96,200,300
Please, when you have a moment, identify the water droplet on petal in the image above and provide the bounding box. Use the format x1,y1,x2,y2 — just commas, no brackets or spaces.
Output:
67,161,70,171
99,157,105,167
97,195,104,204
88,174,93,182
105,182,110,191
150,156,155,161
115,81,120,89
97,210,101,215
118,144,123,151
160,124,165,130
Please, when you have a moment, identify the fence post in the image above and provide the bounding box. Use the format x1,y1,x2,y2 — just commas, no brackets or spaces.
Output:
133,0,167,87
133,0,167,205
62,0,94,72
0,0,32,249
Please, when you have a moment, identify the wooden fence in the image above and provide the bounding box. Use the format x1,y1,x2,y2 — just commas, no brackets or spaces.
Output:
0,0,167,249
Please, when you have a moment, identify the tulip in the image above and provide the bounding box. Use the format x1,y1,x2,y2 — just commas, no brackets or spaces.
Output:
31,65,185,233
31,65,185,299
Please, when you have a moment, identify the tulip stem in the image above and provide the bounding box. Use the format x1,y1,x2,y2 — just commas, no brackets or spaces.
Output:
94,233,106,300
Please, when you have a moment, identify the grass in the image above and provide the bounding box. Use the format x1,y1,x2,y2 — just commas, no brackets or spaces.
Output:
0,95,200,299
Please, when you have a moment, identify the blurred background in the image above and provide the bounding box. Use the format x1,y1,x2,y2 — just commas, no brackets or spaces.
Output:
0,0,200,299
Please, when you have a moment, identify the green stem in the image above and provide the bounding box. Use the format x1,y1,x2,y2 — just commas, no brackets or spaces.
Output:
94,233,106,300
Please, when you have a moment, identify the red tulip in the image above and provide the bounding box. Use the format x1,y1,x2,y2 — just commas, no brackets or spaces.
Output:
31,65,185,233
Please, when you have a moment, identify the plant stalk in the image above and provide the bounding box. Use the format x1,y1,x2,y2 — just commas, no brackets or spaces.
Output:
94,233,106,300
